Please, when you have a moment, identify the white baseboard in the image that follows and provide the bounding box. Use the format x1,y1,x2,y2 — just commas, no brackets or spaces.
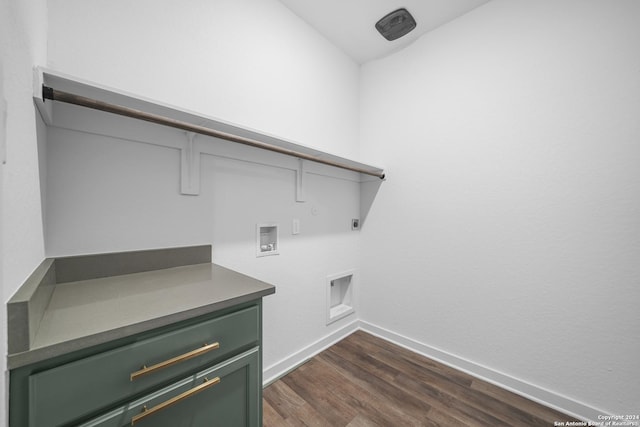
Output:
262,319,360,386
359,320,607,423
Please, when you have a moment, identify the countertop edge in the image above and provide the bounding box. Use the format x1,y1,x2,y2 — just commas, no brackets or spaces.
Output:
7,286,275,370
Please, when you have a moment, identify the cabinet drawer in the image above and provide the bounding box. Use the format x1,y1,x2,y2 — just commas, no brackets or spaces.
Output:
29,305,259,427
79,347,260,427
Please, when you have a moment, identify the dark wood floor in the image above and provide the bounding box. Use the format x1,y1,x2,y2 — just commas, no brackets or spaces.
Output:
263,330,577,426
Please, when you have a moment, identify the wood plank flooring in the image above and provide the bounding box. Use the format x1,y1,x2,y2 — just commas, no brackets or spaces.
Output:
263,330,577,426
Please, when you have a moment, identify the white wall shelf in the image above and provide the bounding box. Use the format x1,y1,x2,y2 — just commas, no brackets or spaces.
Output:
33,67,385,199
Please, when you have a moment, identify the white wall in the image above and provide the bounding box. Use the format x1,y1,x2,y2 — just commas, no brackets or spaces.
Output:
47,0,360,159
44,117,363,375
359,0,640,417
0,0,48,423
30,0,640,420
45,0,362,380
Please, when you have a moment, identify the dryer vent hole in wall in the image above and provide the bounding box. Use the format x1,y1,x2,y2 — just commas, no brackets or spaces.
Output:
327,272,355,325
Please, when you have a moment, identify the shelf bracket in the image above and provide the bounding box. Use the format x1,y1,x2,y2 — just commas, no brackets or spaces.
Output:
181,132,200,195
296,159,306,202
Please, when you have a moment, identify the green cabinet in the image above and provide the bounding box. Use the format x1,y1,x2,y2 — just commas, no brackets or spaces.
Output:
79,348,260,427
10,301,264,427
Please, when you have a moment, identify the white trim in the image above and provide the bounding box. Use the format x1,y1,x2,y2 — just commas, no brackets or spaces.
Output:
359,321,608,424
262,319,359,386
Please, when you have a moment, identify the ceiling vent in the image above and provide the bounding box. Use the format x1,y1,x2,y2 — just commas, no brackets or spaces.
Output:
375,8,417,41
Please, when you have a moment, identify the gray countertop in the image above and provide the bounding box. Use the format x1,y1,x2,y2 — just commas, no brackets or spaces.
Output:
8,262,275,369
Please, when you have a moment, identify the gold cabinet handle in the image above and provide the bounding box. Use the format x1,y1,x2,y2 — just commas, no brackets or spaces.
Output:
130,342,220,381
131,376,220,425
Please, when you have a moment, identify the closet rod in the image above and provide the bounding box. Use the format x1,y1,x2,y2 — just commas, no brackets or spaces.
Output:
42,86,385,179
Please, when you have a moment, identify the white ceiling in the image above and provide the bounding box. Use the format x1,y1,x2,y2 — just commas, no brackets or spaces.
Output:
278,0,491,64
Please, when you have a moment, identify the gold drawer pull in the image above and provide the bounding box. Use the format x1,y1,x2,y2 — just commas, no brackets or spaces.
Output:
130,342,220,381
130,376,220,425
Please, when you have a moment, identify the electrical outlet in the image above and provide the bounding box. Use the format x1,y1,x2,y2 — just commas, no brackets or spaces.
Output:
351,218,360,230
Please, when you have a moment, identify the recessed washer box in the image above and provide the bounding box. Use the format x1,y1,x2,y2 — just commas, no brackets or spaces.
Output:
257,223,279,257
326,270,355,325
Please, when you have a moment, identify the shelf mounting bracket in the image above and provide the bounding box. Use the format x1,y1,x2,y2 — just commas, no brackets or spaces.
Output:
181,132,201,195
296,159,306,202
